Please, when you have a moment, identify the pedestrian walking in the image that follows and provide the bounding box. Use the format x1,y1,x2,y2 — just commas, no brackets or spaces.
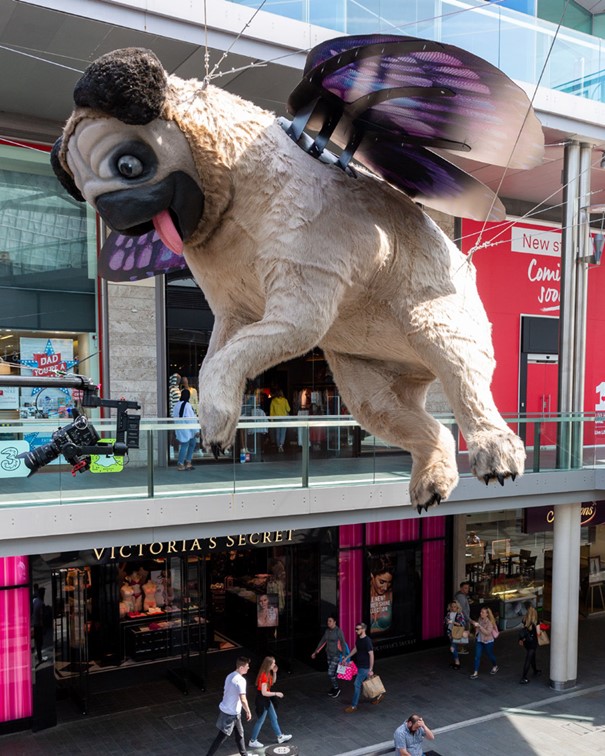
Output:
311,614,347,698
248,656,292,749
469,607,499,679
343,622,383,712
454,581,471,624
205,657,253,756
394,713,435,756
444,600,467,670
269,389,290,452
518,601,542,684
454,581,471,655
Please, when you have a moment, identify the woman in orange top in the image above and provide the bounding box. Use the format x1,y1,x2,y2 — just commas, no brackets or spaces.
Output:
248,656,292,749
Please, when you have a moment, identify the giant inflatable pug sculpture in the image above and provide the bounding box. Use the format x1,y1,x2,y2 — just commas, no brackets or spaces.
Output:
52,37,544,512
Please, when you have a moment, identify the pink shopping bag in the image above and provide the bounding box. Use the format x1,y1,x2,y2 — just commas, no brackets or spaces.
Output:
336,660,358,681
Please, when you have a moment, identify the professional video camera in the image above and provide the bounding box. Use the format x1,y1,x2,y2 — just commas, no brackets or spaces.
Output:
19,409,102,475
0,374,140,476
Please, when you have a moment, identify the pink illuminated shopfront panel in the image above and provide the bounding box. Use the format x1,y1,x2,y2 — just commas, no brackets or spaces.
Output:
0,556,32,723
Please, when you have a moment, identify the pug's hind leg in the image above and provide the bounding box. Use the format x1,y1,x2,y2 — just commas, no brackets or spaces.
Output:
324,351,459,513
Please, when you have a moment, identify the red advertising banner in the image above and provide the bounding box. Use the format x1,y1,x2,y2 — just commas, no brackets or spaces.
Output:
460,219,605,442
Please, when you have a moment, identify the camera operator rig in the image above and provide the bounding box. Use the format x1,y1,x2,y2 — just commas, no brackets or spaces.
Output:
0,374,140,476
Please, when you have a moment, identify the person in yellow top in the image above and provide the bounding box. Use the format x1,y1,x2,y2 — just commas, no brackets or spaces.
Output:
270,389,290,452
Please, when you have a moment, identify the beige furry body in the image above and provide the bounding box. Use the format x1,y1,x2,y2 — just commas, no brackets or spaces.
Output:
60,75,526,509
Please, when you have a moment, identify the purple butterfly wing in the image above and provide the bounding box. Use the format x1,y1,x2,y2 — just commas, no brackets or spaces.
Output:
291,35,543,168
301,34,408,74
287,35,543,220
99,230,189,282
354,138,505,222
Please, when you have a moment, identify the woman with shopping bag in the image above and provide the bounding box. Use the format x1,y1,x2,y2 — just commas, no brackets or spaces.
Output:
469,607,499,679
518,601,543,684
445,600,468,670
311,615,348,698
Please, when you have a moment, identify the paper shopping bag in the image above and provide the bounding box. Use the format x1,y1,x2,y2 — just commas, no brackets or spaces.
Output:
362,674,386,700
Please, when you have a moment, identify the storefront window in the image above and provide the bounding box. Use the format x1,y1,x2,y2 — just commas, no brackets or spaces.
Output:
0,141,97,332
46,530,305,694
339,518,446,652
0,141,100,479
463,507,600,626
0,329,100,480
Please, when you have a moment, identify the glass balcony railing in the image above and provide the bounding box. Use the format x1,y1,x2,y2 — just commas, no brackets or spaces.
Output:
228,0,605,104
0,413,603,508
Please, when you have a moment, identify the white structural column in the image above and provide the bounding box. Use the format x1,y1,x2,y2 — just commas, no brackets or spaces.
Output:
550,502,581,689
550,140,593,690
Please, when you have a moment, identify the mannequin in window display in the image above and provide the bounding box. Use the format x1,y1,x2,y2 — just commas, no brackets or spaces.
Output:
180,376,199,411
65,569,88,650
154,575,166,608
267,558,287,612
120,582,136,615
127,566,148,612
309,403,326,451
143,580,157,611
131,582,143,612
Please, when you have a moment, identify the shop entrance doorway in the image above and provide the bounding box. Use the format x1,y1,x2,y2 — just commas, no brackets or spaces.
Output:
52,567,91,714
525,357,559,448
519,315,559,455
51,557,211,716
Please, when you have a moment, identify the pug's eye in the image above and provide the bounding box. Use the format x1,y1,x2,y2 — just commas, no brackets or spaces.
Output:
117,154,144,178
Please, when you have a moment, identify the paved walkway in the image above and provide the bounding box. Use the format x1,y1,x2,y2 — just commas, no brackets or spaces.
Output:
2,613,604,756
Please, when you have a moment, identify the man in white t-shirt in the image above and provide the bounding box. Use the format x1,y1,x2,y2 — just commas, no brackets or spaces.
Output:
206,657,253,756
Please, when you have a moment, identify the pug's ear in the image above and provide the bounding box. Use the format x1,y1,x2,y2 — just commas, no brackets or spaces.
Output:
73,47,168,125
50,137,84,202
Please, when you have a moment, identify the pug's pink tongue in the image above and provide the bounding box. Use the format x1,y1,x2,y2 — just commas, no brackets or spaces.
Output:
152,210,183,255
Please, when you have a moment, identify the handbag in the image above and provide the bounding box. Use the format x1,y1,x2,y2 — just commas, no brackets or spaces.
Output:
451,625,465,640
362,674,386,700
537,629,550,646
336,660,358,681
255,692,272,717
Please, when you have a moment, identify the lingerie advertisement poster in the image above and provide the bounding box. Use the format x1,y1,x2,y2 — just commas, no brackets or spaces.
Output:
367,548,420,652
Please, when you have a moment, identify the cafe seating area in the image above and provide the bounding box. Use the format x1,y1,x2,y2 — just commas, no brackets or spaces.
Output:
465,536,541,599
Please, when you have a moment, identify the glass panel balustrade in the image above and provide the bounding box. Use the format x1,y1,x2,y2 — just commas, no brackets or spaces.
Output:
0,413,602,508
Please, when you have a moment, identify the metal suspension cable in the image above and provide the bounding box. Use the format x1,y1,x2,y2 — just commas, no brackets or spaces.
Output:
468,0,572,261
